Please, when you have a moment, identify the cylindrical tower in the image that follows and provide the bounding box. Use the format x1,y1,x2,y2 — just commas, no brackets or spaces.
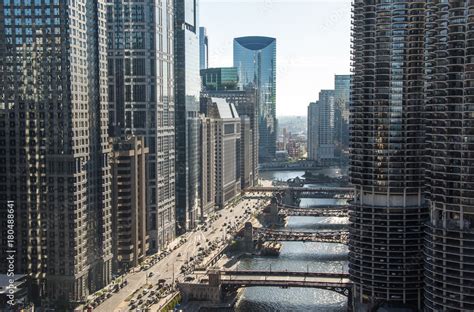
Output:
424,1,474,311
350,1,428,310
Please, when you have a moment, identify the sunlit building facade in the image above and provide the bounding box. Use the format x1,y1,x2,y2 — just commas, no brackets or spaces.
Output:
307,90,335,161
350,1,427,310
107,0,176,251
234,36,276,163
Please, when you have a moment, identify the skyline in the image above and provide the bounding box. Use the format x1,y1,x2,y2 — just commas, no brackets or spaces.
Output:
200,0,352,116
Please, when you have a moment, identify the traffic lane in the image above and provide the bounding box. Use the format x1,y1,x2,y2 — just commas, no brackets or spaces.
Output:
95,197,265,311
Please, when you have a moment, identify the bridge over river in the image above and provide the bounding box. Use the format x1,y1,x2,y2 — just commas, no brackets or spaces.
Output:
244,186,353,199
179,269,353,309
278,205,348,217
254,228,349,244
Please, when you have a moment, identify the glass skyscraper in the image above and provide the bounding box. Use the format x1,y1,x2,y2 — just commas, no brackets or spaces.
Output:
334,75,351,150
350,1,427,310
199,26,208,70
201,67,239,91
106,0,176,251
175,0,201,234
0,0,112,306
233,36,276,163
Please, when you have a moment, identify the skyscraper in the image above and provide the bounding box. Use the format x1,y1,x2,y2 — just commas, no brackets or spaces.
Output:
106,0,176,251
350,1,427,310
234,36,276,163
201,67,239,91
199,27,209,70
307,90,335,162
175,0,201,233
201,67,259,187
0,0,112,305
200,97,241,210
110,136,149,273
334,75,351,150
424,2,474,310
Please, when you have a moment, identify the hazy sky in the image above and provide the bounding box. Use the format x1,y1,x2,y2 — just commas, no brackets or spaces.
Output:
200,0,352,116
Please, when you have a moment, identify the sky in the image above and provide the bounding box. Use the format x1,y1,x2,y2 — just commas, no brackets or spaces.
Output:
200,0,352,116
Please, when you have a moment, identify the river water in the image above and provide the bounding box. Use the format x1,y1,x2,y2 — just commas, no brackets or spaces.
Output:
234,169,349,312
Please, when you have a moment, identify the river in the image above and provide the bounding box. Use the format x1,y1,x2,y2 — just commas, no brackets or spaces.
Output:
234,169,349,312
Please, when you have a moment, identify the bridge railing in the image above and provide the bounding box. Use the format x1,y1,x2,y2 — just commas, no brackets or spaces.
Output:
219,270,348,279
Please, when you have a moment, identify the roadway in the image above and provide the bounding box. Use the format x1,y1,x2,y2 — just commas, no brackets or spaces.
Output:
93,195,270,312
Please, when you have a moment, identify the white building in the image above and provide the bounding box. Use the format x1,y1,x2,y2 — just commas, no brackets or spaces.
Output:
307,90,335,161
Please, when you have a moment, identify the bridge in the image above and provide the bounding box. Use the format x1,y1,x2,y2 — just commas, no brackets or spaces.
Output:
278,204,348,217
219,270,351,296
255,228,349,244
243,186,353,199
178,269,353,307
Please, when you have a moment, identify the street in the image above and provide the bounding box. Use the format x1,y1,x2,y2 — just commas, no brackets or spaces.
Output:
92,194,270,312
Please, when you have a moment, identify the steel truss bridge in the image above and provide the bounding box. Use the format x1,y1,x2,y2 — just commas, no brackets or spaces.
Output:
278,204,348,217
243,186,354,199
255,228,349,244
218,270,352,297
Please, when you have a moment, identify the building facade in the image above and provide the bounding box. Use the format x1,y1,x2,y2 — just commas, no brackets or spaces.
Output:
350,1,427,310
199,26,208,70
199,115,217,219
334,75,351,151
234,36,276,163
201,67,239,91
239,116,253,189
424,2,474,310
110,136,149,273
175,0,201,234
201,98,241,210
106,0,176,251
307,90,335,161
0,0,112,305
201,88,259,187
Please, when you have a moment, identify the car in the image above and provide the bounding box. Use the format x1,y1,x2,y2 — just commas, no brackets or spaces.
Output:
177,253,182,257
148,272,154,277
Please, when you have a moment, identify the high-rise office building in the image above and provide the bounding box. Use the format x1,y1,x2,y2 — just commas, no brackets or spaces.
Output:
334,75,351,150
0,0,112,305
199,114,217,219
201,67,239,91
200,97,241,210
106,0,176,251
110,136,149,273
307,90,335,161
424,2,474,310
239,116,254,189
350,1,427,310
201,68,259,187
175,0,201,234
199,27,209,70
234,36,276,163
